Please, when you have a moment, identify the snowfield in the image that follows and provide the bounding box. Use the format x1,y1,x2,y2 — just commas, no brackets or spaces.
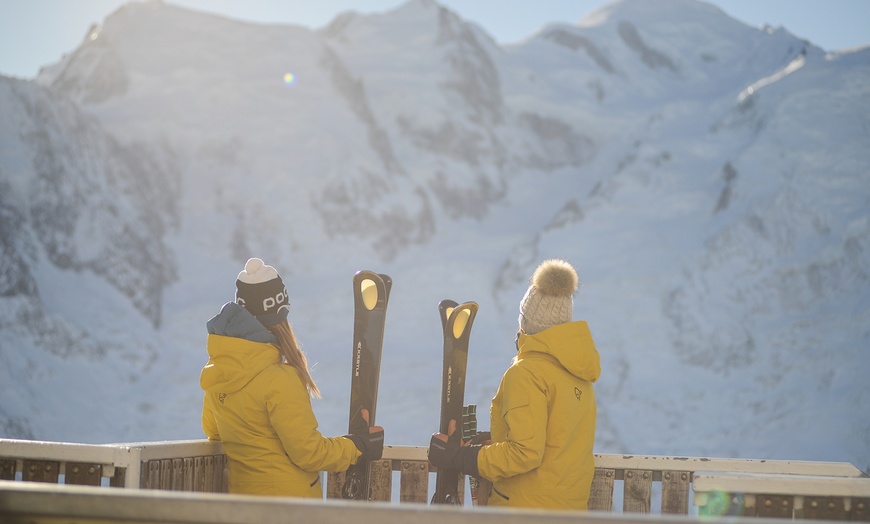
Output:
0,0,868,474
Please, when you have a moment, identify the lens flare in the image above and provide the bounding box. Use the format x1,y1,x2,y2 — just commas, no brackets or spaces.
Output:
283,73,296,86
699,490,744,517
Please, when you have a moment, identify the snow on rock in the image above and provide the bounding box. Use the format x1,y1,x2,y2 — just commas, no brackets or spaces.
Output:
0,0,867,471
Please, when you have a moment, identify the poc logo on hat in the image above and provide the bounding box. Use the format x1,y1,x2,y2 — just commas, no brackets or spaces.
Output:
262,288,288,312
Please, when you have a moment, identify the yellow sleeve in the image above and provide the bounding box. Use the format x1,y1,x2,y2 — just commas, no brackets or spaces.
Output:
265,367,361,473
477,366,547,482
201,393,221,441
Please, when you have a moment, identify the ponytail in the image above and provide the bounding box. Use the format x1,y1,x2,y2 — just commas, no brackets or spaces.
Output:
268,320,321,398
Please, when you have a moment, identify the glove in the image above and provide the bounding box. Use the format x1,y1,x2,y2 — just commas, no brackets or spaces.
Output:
346,428,384,461
428,433,481,478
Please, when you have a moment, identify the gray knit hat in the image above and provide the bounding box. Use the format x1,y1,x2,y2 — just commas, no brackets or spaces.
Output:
518,259,579,335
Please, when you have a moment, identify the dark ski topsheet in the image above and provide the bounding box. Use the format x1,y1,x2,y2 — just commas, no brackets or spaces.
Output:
342,270,391,501
432,299,478,505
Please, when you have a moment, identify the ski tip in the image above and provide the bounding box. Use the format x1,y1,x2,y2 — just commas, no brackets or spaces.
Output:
438,299,459,309
354,271,392,310
445,302,478,339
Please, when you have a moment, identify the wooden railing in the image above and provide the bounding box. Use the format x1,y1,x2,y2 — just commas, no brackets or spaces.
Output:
0,439,226,490
1,438,868,521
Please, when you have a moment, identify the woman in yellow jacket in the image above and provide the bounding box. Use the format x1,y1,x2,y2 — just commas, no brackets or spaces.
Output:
201,258,384,497
429,259,601,510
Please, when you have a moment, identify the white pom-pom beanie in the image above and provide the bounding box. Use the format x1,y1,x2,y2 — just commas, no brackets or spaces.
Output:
518,259,579,335
235,258,290,326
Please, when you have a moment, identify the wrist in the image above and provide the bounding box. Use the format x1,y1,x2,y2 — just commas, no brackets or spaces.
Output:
460,445,481,477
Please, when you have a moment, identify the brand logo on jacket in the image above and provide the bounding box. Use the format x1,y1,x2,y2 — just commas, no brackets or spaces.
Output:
219,393,227,404
574,387,582,401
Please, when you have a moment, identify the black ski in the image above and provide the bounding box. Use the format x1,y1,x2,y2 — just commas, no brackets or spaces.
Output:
341,270,391,501
431,299,478,505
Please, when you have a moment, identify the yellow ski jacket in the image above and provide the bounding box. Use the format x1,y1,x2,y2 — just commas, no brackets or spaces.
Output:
477,320,601,510
200,303,360,497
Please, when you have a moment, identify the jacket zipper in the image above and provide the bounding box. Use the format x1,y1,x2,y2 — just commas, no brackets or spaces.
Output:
492,486,510,501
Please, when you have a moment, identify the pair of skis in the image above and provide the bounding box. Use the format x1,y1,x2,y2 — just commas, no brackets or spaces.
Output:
431,299,478,505
339,270,479,505
341,270,391,501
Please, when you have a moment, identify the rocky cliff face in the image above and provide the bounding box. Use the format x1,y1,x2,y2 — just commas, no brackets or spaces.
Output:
1,0,867,469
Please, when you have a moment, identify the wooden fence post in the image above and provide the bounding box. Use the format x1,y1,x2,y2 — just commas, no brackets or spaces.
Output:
22,460,59,483
661,470,690,514
369,459,392,502
623,469,652,513
589,468,614,511
0,459,16,481
756,495,793,519
326,471,344,499
399,460,429,503
65,462,102,486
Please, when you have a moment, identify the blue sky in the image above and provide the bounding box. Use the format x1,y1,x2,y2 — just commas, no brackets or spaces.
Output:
1,0,868,79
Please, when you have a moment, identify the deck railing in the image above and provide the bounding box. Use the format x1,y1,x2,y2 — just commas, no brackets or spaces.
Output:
1,438,868,521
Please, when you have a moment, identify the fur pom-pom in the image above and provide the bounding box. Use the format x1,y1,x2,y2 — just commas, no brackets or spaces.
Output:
531,259,578,296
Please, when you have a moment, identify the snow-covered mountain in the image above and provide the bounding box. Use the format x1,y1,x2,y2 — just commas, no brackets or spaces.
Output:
1,0,868,473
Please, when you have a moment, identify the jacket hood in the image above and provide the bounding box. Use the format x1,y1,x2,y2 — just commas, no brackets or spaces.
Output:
200,302,281,394
517,320,601,383
206,302,277,343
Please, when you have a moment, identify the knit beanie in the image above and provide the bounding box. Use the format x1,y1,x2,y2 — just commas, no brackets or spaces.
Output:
518,259,579,335
235,258,289,326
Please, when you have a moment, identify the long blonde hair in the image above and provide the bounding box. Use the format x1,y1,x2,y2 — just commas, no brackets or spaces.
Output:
267,319,321,398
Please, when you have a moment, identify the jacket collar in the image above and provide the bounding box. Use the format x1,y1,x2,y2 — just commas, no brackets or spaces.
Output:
516,321,601,383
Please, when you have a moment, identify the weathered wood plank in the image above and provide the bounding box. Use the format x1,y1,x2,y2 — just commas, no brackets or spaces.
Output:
0,480,739,524
399,460,429,504
143,460,160,490
203,456,215,493
193,457,206,492
756,495,793,519
182,458,194,492
0,459,16,481
110,466,126,487
803,496,846,521
589,468,615,511
22,460,60,483
369,459,392,502
623,469,652,513
170,458,184,491
159,459,172,490
660,470,690,514
473,477,491,506
326,471,344,499
694,472,870,497
217,455,229,493
594,454,864,477
65,462,102,486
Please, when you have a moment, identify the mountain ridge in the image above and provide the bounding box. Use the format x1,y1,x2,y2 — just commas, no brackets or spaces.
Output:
1,0,867,471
